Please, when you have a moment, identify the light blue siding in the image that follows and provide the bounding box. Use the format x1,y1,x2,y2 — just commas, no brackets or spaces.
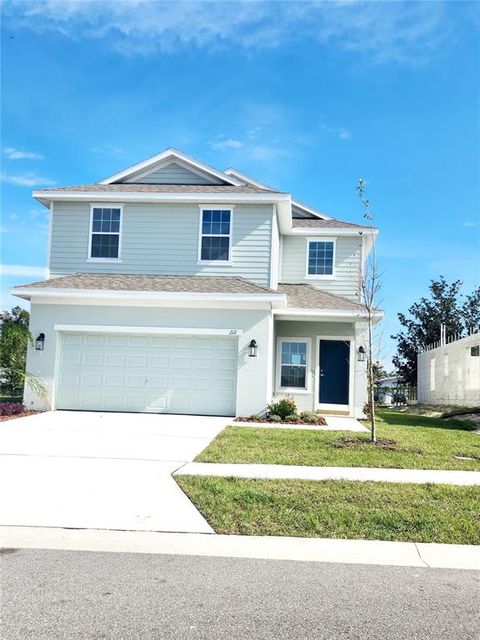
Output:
281,235,362,299
123,162,221,185
49,202,273,286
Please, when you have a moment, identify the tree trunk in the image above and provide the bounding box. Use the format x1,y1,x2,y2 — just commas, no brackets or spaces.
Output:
368,319,376,443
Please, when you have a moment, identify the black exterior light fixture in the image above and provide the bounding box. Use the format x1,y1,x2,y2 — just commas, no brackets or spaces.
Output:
35,333,45,351
248,339,258,358
357,345,366,362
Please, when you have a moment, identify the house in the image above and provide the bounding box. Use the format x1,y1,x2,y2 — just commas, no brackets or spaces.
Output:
417,332,480,407
12,148,380,418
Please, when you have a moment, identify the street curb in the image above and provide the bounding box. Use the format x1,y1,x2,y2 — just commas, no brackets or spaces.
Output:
1,526,478,571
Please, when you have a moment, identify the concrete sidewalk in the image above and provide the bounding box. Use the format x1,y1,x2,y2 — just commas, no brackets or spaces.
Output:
176,462,480,485
1,526,478,571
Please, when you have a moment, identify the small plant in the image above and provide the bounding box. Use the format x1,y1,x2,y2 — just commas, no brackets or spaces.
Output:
0,402,25,416
267,396,297,420
269,414,282,422
300,411,318,424
284,414,299,423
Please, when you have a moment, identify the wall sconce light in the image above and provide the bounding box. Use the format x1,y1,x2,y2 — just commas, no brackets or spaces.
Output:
35,333,45,351
357,345,366,362
248,339,258,358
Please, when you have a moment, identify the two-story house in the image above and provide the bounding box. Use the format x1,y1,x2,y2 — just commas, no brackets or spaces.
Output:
12,148,379,418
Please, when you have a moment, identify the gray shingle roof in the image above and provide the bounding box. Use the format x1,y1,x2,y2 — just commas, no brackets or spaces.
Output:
16,273,277,295
292,219,372,230
36,184,276,194
277,283,365,311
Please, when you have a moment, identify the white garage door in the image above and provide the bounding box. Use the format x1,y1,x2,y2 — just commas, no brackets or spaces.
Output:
56,332,237,416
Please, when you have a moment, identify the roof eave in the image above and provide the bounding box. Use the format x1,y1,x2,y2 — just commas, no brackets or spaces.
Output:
11,286,287,306
31,190,290,206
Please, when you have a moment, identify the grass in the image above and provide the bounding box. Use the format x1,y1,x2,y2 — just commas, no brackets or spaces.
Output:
176,476,480,544
195,408,480,471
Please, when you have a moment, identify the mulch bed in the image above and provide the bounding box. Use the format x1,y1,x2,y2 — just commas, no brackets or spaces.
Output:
234,416,327,426
0,410,40,422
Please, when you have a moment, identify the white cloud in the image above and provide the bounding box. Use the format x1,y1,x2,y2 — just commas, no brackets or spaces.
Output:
463,221,478,228
319,122,352,140
1,173,56,187
209,138,244,151
91,144,125,156
0,264,47,277
4,147,44,160
338,128,351,140
1,1,452,64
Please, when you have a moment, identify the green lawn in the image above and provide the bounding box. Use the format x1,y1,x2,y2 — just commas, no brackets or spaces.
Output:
177,476,480,544
195,409,480,471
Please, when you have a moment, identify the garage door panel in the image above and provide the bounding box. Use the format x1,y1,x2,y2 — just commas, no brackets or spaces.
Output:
56,332,237,415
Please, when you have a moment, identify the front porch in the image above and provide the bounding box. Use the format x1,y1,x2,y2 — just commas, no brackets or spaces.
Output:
272,317,368,419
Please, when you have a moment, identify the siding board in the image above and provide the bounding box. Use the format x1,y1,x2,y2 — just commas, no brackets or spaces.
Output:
49,202,272,286
280,235,362,300
124,162,219,185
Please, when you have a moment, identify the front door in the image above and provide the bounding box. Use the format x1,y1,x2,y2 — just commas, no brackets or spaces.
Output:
319,339,350,406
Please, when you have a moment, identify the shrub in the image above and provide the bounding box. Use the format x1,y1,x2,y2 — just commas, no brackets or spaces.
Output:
300,411,318,424
0,402,25,416
268,414,282,422
284,414,299,423
247,414,262,422
267,396,297,420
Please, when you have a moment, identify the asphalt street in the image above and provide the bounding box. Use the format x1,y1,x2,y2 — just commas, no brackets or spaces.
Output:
1,548,479,640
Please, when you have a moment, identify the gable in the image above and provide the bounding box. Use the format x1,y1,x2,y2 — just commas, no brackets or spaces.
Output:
123,160,224,185
99,148,243,186
292,204,317,219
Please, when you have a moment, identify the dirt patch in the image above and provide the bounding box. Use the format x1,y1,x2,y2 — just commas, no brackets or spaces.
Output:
334,436,397,450
333,436,424,455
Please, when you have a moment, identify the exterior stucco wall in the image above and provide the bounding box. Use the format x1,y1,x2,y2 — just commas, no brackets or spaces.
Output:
273,319,368,418
25,302,272,417
417,333,480,406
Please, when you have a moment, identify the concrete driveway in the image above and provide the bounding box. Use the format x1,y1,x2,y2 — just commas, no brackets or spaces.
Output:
0,411,227,533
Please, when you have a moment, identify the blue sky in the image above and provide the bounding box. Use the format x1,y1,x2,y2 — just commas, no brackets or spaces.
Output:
1,0,479,367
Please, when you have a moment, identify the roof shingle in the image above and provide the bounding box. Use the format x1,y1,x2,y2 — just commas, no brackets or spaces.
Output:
15,273,277,295
292,219,372,230
277,283,365,311
35,183,276,194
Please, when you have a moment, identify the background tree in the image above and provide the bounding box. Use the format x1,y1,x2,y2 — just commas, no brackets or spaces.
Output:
392,279,480,385
0,306,30,399
356,179,382,443
462,286,480,334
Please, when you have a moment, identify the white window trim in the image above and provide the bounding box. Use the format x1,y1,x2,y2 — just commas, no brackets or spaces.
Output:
197,205,234,265
87,203,123,263
276,337,311,394
305,236,336,280
315,335,354,413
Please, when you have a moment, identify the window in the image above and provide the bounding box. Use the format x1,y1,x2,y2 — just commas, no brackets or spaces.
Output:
199,209,232,262
307,239,335,277
89,207,122,260
471,345,480,357
277,339,309,390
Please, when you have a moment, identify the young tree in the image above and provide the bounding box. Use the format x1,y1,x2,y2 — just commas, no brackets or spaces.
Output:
356,179,382,443
392,278,479,384
0,306,30,398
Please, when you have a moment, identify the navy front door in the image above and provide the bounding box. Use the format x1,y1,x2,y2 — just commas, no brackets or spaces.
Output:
319,340,350,405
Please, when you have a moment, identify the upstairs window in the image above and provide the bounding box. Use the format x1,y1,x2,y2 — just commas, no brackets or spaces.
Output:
307,239,335,277
89,207,122,260
199,208,232,262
